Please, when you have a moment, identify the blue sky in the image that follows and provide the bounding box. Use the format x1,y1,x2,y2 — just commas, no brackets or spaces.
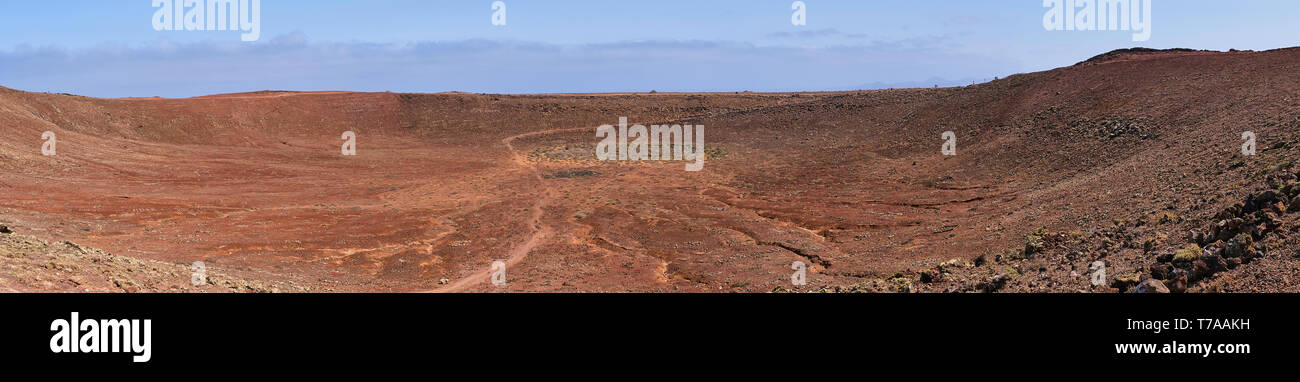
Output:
1,0,1298,97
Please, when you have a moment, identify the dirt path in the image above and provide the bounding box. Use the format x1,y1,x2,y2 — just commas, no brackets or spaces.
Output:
422,126,593,292
420,100,832,292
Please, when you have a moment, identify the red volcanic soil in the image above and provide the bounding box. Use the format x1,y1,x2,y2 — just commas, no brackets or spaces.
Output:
2,47,1300,293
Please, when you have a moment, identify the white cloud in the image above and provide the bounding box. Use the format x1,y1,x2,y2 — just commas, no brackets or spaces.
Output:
0,33,1015,97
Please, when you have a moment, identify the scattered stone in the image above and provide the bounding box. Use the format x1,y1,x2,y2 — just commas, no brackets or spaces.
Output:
0,225,10,234
1155,250,1175,263
1069,116,1152,139
1142,234,1166,253
918,269,939,284
1255,190,1282,207
985,274,1011,292
1131,279,1170,294
1203,254,1229,274
1167,271,1189,293
1190,259,1213,282
1224,234,1252,258
937,258,972,273
1150,263,1174,280
1148,212,1180,225
1189,229,1209,246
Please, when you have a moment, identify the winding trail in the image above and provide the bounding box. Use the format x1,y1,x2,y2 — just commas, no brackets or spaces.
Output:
423,126,592,292
421,99,830,292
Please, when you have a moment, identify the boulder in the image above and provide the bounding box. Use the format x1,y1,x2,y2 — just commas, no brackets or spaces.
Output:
1255,190,1282,206
1150,263,1174,280
1131,279,1170,294
985,274,1011,292
937,258,972,273
1169,270,1191,293
1224,234,1253,258
1203,254,1229,274
918,269,940,284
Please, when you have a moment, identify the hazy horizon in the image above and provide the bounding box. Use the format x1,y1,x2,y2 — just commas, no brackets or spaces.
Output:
3,0,1298,98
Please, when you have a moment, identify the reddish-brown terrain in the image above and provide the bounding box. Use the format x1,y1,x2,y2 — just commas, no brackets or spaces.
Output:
2,47,1299,292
